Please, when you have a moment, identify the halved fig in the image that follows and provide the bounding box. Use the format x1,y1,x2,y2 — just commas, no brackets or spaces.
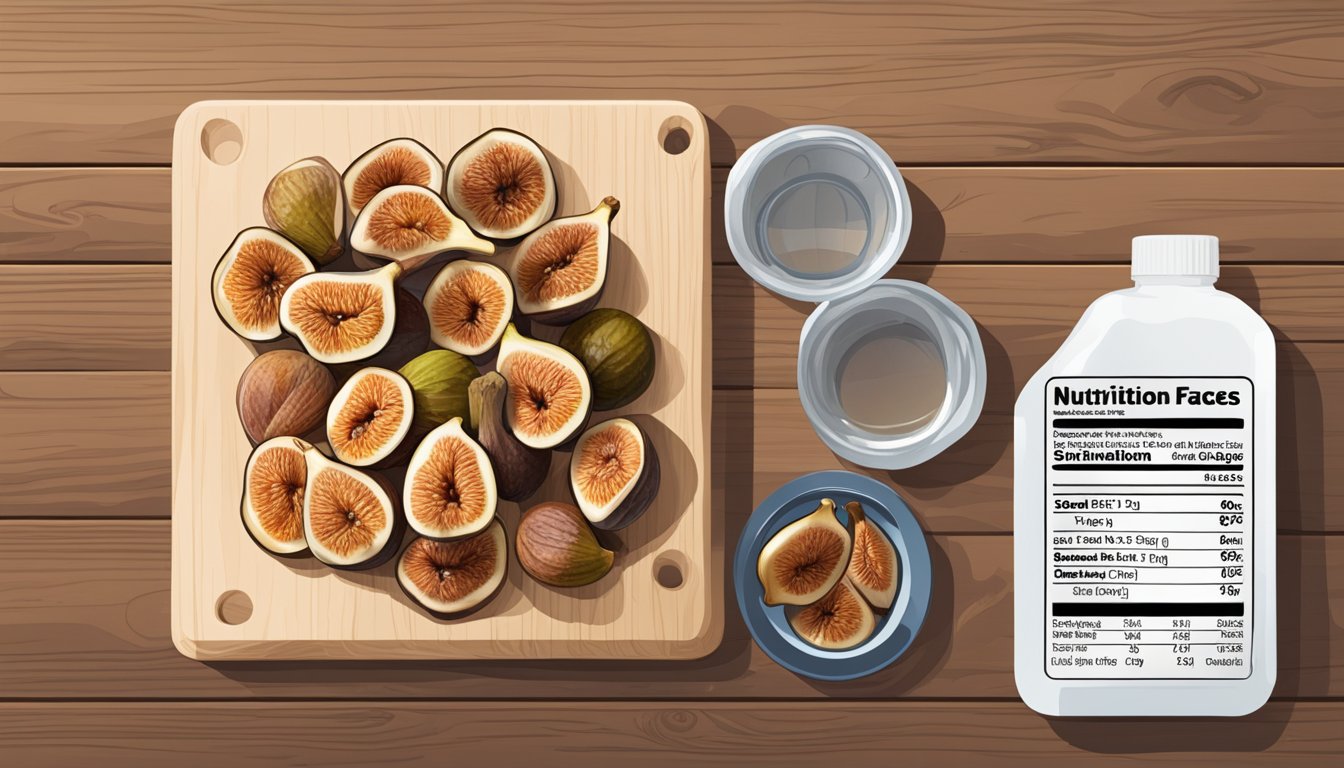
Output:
757,498,855,606
495,323,592,449
506,197,619,324
423,259,514,357
350,185,493,274
845,501,899,610
403,417,497,540
236,349,336,445
240,436,311,555
279,262,402,364
445,128,556,241
397,520,507,619
786,577,876,650
468,372,549,502
262,156,345,266
344,138,444,217
326,287,430,382
326,367,415,467
301,444,401,569
570,417,660,530
211,227,316,341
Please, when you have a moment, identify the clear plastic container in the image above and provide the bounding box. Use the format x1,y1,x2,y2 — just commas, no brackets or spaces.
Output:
726,126,986,470
1014,235,1276,716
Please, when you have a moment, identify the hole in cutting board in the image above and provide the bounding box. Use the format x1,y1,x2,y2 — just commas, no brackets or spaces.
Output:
653,550,688,590
658,115,692,156
201,118,244,165
215,590,253,625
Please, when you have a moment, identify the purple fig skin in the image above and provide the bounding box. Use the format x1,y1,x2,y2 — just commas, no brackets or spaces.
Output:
468,372,550,502
236,350,337,445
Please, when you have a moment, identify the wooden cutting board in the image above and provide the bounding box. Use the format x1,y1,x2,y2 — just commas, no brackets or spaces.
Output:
170,101,716,660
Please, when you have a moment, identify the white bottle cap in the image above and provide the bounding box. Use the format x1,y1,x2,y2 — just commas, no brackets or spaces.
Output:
1131,235,1219,278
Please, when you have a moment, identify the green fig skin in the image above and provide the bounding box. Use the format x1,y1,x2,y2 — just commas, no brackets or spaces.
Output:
399,349,478,433
559,308,655,411
262,157,346,266
516,502,614,587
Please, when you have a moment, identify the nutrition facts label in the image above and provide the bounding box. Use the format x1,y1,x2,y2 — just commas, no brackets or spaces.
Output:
1043,376,1252,680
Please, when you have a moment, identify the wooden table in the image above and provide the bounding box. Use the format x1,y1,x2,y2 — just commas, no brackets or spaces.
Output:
1,2,1341,765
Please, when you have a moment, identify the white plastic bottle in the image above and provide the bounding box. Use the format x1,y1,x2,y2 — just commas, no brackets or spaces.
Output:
1014,235,1275,716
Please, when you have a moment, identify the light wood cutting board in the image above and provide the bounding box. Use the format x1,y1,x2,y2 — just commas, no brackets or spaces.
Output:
171,101,716,660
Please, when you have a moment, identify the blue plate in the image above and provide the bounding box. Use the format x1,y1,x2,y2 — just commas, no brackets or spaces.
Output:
734,470,932,681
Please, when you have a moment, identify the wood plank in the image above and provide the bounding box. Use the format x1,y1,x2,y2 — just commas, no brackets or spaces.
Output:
2,2,1342,165
0,520,1336,701
3,263,1340,373
4,348,1339,533
0,372,170,517
11,167,1344,266
0,265,169,371
0,169,170,264
2,701,1344,767
712,265,1344,387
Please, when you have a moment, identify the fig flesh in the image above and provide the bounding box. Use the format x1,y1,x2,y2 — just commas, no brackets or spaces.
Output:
236,349,336,445
403,417,497,540
350,185,493,274
559,308,656,411
516,501,614,588
399,349,478,432
569,417,659,531
279,262,402,364
262,156,345,266
845,501,899,610
495,323,592,449
787,577,876,650
344,138,444,218
445,128,556,241
326,367,415,467
757,498,855,606
301,444,401,569
424,259,514,358
326,287,430,382
241,436,311,555
507,197,618,324
397,520,507,619
468,372,549,502
211,227,315,342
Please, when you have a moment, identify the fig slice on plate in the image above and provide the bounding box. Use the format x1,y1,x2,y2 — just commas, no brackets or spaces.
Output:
301,444,402,570
211,227,316,342
569,417,660,531
343,138,444,218
325,367,415,467
468,372,549,502
403,417,497,540
397,519,507,619
263,156,346,266
756,498,855,606
786,577,877,650
423,259,514,357
279,262,402,364
845,501,899,610
507,197,619,324
350,185,494,274
445,128,556,241
240,436,311,556
516,501,614,588
236,349,336,445
495,323,592,449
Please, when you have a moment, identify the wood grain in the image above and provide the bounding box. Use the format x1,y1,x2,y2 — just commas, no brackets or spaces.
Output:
171,101,716,660
6,344,1339,533
0,521,1337,701
0,169,170,264
3,263,1340,373
4,702,1344,767
2,2,1343,165
10,167,1344,266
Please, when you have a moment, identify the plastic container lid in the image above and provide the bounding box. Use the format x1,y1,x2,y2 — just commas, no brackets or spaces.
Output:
1132,234,1220,278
